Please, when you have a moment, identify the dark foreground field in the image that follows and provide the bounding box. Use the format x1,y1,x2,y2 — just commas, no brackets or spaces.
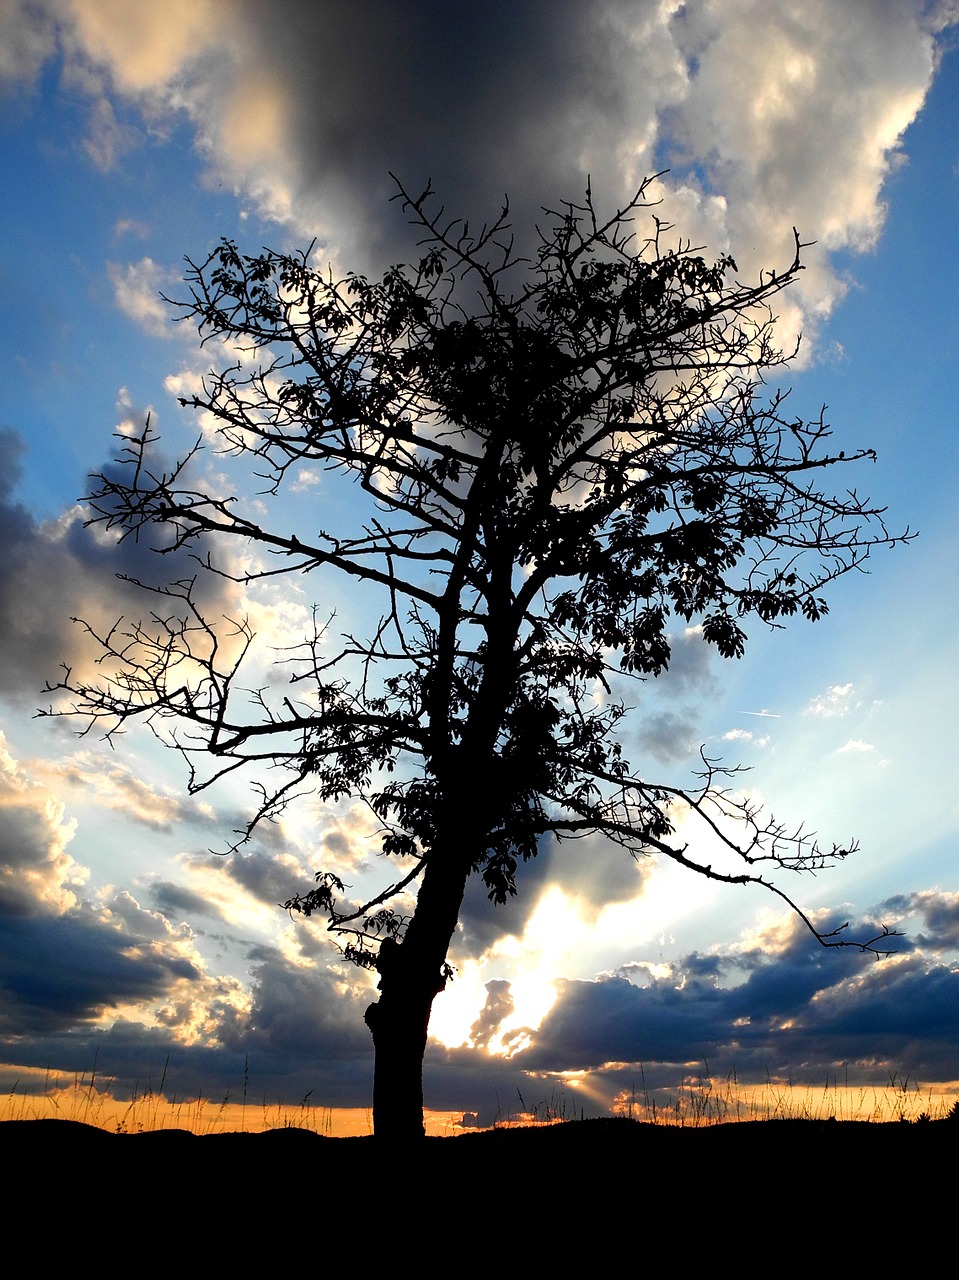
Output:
4,1113,952,1165
6,1116,951,1233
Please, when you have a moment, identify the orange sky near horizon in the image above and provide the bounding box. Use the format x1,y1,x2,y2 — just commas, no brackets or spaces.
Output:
4,1062,956,1136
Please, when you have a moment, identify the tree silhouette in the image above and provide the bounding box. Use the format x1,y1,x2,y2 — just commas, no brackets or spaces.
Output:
47,177,904,1140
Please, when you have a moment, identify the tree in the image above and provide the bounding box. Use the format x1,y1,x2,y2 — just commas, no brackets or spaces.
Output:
46,177,904,1140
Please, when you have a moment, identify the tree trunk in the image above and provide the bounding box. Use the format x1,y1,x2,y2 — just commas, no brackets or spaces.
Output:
364,838,473,1141
364,977,434,1141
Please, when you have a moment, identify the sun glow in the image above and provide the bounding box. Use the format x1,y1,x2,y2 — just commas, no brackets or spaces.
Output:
429,886,609,1053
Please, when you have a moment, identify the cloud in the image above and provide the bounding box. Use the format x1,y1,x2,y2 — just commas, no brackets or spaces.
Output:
114,217,151,239
16,0,947,345
837,739,875,754
150,878,226,924
624,627,718,764
454,829,651,961
37,752,198,831
222,948,372,1064
289,468,322,493
807,682,857,717
108,257,175,336
64,0,222,96
188,847,316,915
670,4,935,264
81,92,138,171
4,704,959,1115
876,889,959,952
636,708,702,765
515,906,959,1084
658,626,715,694
0,730,379,1103
0,0,55,90
0,731,85,917
0,425,242,703
468,979,515,1050
723,728,754,742
0,732,246,1040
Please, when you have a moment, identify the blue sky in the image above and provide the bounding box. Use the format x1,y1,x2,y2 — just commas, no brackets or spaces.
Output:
1,1,958,1132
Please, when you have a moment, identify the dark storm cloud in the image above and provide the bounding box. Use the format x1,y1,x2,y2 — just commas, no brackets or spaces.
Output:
108,0,940,347
151,879,226,923
0,791,375,1103
224,952,372,1063
0,426,241,703
0,937,370,1108
8,947,378,1107
877,889,959,952
0,737,245,1062
8,927,954,1118
12,1,944,337
635,708,702,766
2,954,362,1109
0,906,199,1035
0,750,215,1041
193,849,309,910
516,913,959,1085
232,0,678,271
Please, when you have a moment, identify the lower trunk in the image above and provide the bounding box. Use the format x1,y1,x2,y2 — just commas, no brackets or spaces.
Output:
364,842,472,1140
364,978,434,1141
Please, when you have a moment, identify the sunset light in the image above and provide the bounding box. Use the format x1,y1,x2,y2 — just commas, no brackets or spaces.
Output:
2,1,959,1134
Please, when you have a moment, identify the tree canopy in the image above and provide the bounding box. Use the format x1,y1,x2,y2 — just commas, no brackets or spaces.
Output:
46,177,905,1138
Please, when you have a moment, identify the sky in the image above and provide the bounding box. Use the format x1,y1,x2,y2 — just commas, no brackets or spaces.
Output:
2,0,959,1134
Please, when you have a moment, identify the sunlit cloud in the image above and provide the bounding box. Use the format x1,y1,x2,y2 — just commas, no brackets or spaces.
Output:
807,682,857,717
14,0,940,347
108,257,176,337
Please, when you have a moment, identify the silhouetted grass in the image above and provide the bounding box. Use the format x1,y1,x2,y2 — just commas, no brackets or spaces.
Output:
604,1063,954,1127
3,1060,954,1138
1,1066,338,1136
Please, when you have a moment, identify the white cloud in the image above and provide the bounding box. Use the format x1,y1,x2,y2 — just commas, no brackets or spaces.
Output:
723,727,769,747
668,0,938,336
290,468,322,493
35,752,191,831
114,217,150,239
807,682,857,717
0,731,85,916
81,93,138,171
837,739,875,754
108,257,174,337
163,369,203,400
64,0,222,95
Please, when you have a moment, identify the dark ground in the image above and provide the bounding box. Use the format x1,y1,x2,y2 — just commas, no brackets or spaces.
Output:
4,1113,952,1161
6,1117,950,1234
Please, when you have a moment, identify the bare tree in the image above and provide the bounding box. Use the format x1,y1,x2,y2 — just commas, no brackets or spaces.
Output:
46,177,905,1140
